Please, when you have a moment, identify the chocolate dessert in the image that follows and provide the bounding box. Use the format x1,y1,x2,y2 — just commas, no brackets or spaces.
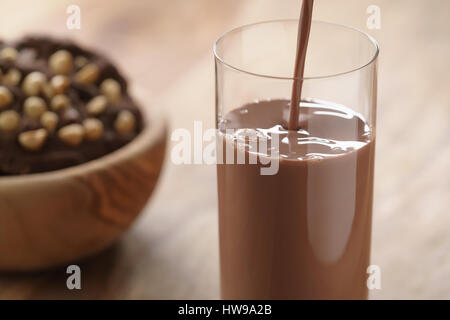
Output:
0,36,143,175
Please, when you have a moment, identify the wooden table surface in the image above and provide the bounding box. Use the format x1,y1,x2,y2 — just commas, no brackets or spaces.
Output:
0,0,448,299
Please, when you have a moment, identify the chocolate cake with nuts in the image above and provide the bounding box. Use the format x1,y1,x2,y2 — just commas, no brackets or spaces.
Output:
0,36,143,175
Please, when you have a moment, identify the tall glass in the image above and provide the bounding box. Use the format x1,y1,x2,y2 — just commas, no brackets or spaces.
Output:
214,20,379,299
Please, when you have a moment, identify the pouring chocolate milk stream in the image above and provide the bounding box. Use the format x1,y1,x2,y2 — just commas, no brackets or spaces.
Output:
288,0,314,130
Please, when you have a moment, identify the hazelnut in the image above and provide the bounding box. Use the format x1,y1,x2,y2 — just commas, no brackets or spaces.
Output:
40,111,59,133
24,96,47,119
74,55,88,68
0,110,20,132
22,71,47,96
48,50,73,75
18,129,48,151
58,123,85,146
50,75,70,94
2,68,21,86
83,118,104,141
100,78,121,103
86,95,107,115
74,63,99,85
0,86,13,109
115,110,136,134
42,83,55,99
50,94,70,111
1,47,18,62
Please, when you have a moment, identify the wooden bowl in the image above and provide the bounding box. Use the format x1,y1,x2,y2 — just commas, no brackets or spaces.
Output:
0,101,167,271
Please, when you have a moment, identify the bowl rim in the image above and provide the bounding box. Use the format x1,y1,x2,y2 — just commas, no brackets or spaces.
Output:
0,103,166,185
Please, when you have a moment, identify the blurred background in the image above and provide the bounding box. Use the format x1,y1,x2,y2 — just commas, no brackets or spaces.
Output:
0,0,448,299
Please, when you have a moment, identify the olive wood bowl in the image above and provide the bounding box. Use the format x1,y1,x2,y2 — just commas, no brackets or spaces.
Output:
0,94,167,271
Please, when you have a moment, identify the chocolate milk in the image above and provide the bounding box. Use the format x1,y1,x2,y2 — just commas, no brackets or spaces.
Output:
217,0,375,299
217,99,375,299
289,0,313,130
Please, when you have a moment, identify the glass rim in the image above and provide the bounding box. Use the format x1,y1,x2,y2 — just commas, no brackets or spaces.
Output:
213,19,379,81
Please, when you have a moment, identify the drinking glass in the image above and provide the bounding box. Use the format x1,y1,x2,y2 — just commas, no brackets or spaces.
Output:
214,20,379,299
